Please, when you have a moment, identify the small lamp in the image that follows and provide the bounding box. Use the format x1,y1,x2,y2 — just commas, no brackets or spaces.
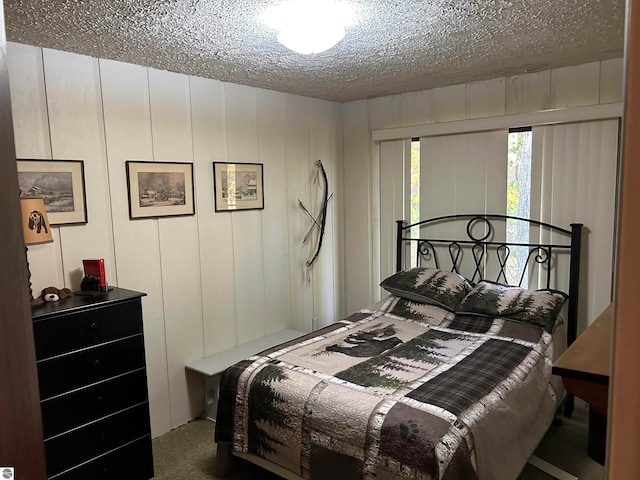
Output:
20,197,53,306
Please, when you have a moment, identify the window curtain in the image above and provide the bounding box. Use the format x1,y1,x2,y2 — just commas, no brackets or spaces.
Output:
377,122,618,328
530,119,619,327
418,131,508,278
378,139,410,291
379,131,508,282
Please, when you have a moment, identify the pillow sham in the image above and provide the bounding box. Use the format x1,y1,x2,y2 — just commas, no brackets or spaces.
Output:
456,280,568,333
380,267,473,311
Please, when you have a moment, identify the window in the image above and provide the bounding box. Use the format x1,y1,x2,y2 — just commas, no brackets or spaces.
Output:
410,138,420,266
506,127,532,287
407,130,531,282
380,118,617,322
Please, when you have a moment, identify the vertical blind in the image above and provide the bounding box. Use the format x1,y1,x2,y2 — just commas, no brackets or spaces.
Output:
531,119,619,326
378,119,619,326
419,131,509,279
378,131,508,285
378,139,409,287
419,131,509,218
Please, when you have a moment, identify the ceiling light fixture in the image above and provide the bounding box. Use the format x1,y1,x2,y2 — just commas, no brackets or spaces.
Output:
265,0,355,55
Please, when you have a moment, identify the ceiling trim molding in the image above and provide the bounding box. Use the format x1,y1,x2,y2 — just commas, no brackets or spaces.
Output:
372,102,624,141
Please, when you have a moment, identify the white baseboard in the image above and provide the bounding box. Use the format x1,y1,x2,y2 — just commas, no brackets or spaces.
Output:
528,455,578,480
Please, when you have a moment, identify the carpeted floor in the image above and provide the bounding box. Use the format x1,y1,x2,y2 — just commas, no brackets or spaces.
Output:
152,416,280,480
152,399,605,480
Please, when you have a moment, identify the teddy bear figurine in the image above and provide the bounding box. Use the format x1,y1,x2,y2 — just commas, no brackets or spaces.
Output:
41,286,73,303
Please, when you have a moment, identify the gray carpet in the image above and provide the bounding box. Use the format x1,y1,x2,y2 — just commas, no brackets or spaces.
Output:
152,400,605,479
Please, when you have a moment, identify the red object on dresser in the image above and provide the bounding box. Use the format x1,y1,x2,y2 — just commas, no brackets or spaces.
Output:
82,258,107,290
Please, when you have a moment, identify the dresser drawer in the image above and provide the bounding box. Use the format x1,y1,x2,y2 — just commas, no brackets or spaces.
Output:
41,369,149,439
44,403,151,477
33,300,143,360
38,335,146,400
52,436,154,480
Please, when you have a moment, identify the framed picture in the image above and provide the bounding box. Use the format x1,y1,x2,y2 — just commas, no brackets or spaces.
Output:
213,162,264,212
126,161,195,219
17,159,88,225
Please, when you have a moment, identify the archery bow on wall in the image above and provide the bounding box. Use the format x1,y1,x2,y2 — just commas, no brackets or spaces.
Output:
298,160,331,273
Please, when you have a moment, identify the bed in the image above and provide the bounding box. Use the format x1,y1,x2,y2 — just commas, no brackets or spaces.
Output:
214,214,583,480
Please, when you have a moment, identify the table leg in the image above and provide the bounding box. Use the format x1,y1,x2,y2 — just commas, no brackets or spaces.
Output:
587,406,607,465
563,393,575,418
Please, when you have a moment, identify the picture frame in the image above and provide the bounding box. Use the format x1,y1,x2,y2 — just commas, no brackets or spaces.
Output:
212,162,264,212
125,161,195,219
17,159,88,225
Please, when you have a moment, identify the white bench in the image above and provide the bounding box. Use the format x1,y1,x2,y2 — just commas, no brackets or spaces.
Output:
186,329,306,421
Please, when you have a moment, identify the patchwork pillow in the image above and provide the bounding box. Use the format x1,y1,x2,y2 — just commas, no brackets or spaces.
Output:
380,267,473,311
456,280,568,333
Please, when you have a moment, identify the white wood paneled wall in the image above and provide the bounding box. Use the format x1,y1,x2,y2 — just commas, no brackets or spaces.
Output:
342,59,624,315
100,59,171,435
342,100,372,314
7,43,342,437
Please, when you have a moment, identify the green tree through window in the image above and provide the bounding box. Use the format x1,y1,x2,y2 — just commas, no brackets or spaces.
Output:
506,128,532,287
410,139,420,266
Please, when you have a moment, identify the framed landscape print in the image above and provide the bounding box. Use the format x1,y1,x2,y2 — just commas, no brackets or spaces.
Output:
17,159,88,225
126,161,195,219
212,162,264,212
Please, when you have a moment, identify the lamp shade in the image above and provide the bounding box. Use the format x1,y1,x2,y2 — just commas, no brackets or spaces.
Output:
265,0,355,55
20,197,53,245
277,24,346,55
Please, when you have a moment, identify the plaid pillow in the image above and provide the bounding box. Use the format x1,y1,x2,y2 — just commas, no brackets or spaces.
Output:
380,267,473,311
456,280,568,333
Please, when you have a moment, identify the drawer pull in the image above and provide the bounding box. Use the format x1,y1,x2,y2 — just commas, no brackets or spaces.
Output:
93,359,102,367
96,395,104,403
90,322,99,330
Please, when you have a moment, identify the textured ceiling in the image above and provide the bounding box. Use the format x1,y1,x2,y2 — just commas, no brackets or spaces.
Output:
4,0,626,103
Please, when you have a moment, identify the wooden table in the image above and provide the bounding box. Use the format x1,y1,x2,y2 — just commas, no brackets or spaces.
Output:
552,303,613,465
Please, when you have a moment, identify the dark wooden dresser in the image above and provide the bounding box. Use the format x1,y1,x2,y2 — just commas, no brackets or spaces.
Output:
31,287,154,480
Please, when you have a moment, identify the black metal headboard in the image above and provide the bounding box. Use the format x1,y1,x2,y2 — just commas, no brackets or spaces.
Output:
395,214,583,347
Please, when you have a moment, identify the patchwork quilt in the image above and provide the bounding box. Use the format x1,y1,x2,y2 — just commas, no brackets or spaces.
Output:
215,296,561,480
